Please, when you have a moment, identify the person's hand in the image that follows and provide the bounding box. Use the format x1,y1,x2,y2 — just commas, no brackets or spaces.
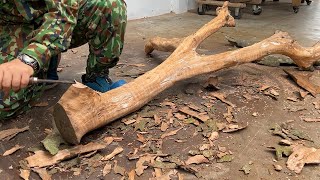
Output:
0,59,34,95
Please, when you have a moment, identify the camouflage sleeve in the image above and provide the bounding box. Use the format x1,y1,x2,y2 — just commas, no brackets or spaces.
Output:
16,0,80,70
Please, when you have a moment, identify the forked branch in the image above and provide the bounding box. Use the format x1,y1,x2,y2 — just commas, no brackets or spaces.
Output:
54,2,320,144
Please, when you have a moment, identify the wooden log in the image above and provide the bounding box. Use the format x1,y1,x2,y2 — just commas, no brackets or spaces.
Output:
54,2,320,144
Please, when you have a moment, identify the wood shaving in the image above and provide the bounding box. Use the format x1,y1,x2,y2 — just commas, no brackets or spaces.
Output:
2,144,24,156
102,147,124,161
0,126,29,141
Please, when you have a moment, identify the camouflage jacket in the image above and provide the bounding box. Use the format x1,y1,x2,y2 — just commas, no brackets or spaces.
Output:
0,0,86,69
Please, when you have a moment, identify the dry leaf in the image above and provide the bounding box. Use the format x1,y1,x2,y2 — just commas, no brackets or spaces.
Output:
161,128,183,139
137,134,146,143
19,169,30,180
135,155,155,176
188,104,201,112
160,122,169,132
287,144,320,173
303,118,320,122
128,169,136,180
179,107,209,122
25,142,106,168
103,163,112,176
154,115,161,125
2,144,24,156
113,160,126,176
0,126,29,141
185,155,209,165
150,170,177,180
32,168,51,180
210,92,236,108
102,147,124,161
222,123,248,133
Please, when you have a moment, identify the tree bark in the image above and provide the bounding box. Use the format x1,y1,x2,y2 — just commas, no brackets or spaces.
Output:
54,2,320,144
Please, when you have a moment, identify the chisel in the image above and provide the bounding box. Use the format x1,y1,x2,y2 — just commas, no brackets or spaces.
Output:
29,77,75,85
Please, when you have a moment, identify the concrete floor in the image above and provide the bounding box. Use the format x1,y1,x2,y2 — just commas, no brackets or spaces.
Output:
1,0,320,179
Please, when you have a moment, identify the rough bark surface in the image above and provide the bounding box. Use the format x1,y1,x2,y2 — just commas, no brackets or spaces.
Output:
54,2,320,144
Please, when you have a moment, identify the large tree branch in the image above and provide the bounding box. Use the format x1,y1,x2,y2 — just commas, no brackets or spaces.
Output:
53,2,320,144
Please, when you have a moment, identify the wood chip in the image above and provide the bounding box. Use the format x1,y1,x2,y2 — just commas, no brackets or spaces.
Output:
287,97,298,102
25,142,106,168
2,144,24,156
160,122,169,132
154,168,162,177
102,147,124,161
103,163,112,176
273,164,282,171
259,85,271,91
19,169,30,180
287,144,320,173
161,128,183,139
113,160,126,176
299,90,309,99
203,76,219,90
178,173,184,180
303,118,320,122
137,134,146,143
32,168,51,180
154,115,161,125
223,106,234,123
124,119,136,125
174,113,187,120
270,89,279,96
313,102,320,110
179,107,209,122
128,169,136,180
209,131,219,141
210,92,236,108
185,155,209,165
103,136,123,145
33,102,49,107
222,123,248,133
0,126,29,141
285,69,320,97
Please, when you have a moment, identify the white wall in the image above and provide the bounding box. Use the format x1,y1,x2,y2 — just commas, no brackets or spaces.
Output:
126,0,197,20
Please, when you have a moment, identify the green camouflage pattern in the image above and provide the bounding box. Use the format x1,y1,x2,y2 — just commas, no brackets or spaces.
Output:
0,0,127,119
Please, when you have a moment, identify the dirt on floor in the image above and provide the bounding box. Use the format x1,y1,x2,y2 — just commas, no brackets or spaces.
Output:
1,1,320,180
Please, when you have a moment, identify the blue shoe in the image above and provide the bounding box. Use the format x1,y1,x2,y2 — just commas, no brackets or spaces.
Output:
47,55,60,80
82,75,126,93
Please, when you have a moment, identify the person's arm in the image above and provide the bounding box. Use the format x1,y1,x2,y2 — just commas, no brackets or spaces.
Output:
16,0,80,70
0,0,80,94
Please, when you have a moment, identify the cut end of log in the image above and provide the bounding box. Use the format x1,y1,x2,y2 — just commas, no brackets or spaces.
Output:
54,103,80,144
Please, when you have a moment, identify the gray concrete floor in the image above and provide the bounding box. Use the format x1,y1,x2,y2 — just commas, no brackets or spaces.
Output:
1,0,320,179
